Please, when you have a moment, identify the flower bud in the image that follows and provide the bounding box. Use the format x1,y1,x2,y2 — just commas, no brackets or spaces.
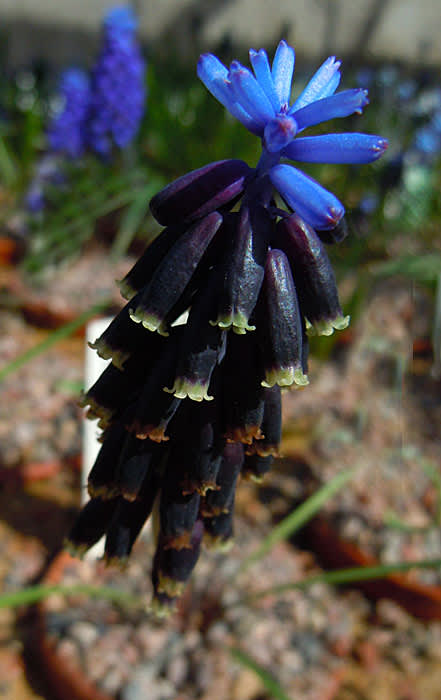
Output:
258,249,308,388
150,160,252,226
274,213,350,335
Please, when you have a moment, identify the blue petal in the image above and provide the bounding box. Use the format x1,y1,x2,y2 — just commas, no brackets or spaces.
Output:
284,133,389,163
320,71,341,100
291,89,369,130
290,56,341,112
269,163,344,229
249,48,281,113
197,54,262,135
229,61,275,127
264,116,297,152
271,40,295,107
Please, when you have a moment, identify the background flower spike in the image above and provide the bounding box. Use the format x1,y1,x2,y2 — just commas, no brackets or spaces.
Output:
150,160,252,226
87,5,145,156
129,211,223,334
258,249,308,388
274,213,350,336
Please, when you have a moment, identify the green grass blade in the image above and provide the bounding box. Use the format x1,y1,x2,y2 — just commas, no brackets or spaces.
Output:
230,648,292,700
372,253,441,284
237,467,356,575
111,183,155,259
238,558,441,606
0,300,110,382
432,271,441,377
0,583,142,610
0,134,17,186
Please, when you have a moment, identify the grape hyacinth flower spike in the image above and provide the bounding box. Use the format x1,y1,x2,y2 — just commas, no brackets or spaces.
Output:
47,68,91,158
69,41,388,613
87,5,146,156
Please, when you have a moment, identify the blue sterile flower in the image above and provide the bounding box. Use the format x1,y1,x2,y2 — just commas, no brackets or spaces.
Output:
198,41,388,230
87,5,146,156
47,68,91,158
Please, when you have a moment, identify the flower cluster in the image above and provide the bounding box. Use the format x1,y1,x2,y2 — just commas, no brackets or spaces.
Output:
68,41,387,612
47,68,91,159
87,6,146,156
46,5,145,159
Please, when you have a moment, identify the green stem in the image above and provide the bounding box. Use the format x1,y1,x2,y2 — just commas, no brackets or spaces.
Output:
236,558,441,607
0,583,142,610
236,467,357,576
230,647,292,700
0,301,111,382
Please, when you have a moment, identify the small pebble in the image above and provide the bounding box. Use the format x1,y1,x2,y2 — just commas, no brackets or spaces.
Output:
69,621,99,648
167,654,188,687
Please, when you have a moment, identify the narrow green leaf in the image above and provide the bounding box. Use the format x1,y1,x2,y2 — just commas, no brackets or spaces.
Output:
432,271,441,377
0,300,110,382
111,184,155,259
238,557,441,606
230,648,292,700
237,468,356,575
372,254,441,284
0,134,17,186
0,583,142,610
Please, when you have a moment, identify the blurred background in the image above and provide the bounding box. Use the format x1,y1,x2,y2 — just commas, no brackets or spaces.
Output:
1,1,441,699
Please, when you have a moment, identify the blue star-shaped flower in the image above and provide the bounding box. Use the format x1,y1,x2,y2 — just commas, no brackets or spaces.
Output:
198,41,388,229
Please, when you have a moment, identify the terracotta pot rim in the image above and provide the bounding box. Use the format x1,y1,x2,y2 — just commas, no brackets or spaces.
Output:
306,516,441,621
35,551,113,700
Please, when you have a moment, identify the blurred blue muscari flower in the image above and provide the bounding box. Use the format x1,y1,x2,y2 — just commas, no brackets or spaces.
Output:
25,154,66,213
87,5,146,156
396,78,417,102
356,67,374,90
47,68,91,158
432,110,441,134
414,126,441,156
198,41,388,230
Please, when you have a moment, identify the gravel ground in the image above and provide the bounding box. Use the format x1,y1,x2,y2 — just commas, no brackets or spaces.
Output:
40,515,367,700
1,252,441,699
282,279,441,586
